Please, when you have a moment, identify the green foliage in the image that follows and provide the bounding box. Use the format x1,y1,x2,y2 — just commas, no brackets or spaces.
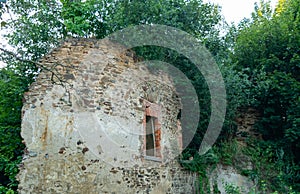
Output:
181,149,219,176
8,0,64,61
181,149,219,193
215,140,238,165
242,139,300,192
224,182,241,194
60,0,112,38
217,64,254,140
0,186,15,194
232,0,300,191
0,69,27,191
0,0,6,20
251,0,273,21
1,0,227,192
0,0,299,193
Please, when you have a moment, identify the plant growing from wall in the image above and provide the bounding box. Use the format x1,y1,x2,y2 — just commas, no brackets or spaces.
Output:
224,182,241,194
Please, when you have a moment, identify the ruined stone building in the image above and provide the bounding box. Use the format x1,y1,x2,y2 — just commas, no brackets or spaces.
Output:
17,39,198,193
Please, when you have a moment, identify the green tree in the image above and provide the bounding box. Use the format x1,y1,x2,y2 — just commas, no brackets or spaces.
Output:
0,68,28,192
233,0,300,190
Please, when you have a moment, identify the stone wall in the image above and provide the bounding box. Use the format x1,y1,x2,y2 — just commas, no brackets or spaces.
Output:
236,107,262,141
206,107,262,193
18,38,198,193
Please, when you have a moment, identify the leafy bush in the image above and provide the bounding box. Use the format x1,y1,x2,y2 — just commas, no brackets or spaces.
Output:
0,69,28,191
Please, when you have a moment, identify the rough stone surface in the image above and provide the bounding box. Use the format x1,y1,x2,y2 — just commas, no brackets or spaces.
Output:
18,38,198,193
206,107,261,193
208,164,255,194
235,107,261,141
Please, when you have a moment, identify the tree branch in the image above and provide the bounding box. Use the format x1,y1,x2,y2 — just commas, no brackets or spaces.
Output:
0,47,43,68
0,47,69,86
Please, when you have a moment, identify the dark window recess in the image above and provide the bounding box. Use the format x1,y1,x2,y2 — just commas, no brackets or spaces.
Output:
145,115,161,159
146,116,157,156
143,101,162,161
177,109,181,119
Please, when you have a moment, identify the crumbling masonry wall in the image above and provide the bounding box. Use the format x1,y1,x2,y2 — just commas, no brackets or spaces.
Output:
18,38,198,193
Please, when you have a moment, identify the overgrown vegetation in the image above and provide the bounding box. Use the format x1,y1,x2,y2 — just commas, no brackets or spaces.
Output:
0,0,299,193
0,69,29,192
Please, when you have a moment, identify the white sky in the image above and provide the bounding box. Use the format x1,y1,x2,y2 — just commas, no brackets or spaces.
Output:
204,0,278,24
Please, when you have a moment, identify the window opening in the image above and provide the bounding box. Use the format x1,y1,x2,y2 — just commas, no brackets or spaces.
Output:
143,101,162,161
146,116,156,156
